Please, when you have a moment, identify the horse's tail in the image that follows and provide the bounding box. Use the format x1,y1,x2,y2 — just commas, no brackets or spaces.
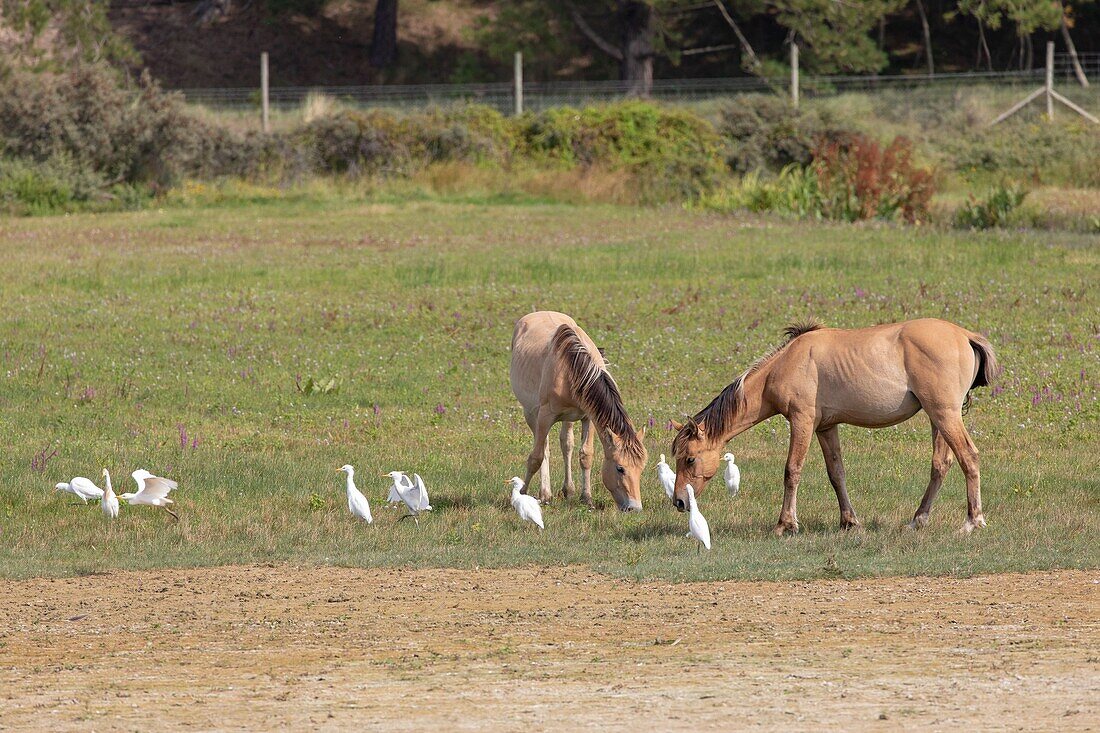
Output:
967,332,1002,390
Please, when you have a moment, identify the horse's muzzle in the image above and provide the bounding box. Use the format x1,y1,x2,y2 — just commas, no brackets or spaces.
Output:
619,498,642,513
673,498,686,512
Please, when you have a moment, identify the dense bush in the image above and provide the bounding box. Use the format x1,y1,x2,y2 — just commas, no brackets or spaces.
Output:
520,101,724,199
715,95,844,174
954,184,1028,229
0,64,257,189
698,135,935,223
811,134,935,223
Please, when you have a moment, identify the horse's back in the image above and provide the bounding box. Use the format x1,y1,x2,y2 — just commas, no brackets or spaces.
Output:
510,311,582,411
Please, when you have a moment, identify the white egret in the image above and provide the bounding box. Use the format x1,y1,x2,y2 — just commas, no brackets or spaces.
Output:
337,465,373,524
722,452,741,498
382,470,431,525
53,477,104,503
506,477,544,530
685,484,711,552
101,469,119,520
656,453,676,500
122,469,179,521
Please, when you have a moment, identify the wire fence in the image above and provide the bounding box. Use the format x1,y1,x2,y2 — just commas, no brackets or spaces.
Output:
174,58,1094,114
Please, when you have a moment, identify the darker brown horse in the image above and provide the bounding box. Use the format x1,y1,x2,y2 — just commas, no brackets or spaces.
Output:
671,318,1001,534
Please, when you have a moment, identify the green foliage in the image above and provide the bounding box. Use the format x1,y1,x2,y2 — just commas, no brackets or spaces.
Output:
768,0,906,73
954,184,1028,229
699,135,935,223
0,64,258,188
0,0,136,69
0,154,147,215
715,94,841,174
520,101,724,199
296,375,342,396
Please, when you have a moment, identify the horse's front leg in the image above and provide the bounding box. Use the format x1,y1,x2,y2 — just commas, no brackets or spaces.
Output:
776,414,814,535
817,426,860,529
523,408,556,503
578,418,594,507
560,421,576,499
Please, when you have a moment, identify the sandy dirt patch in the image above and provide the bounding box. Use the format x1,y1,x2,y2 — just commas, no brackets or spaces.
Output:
1,566,1097,731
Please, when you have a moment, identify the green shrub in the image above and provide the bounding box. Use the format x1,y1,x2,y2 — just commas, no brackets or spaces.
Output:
698,135,935,224
715,94,845,174
0,155,148,215
954,184,1028,229
0,64,257,188
520,101,724,200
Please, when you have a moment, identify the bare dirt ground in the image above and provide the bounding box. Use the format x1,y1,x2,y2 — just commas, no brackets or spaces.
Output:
1,566,1097,731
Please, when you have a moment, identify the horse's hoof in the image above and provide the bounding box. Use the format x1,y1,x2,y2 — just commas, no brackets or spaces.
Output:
840,515,862,531
907,514,930,531
773,522,799,537
959,515,987,535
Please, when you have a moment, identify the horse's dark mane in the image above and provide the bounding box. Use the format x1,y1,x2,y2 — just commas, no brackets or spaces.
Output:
551,324,645,461
673,319,824,454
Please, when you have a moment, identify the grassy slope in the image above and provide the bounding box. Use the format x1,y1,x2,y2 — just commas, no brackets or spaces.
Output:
0,196,1096,580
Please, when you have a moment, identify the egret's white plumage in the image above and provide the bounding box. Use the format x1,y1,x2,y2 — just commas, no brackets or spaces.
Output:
656,453,676,500
101,469,119,520
686,484,711,551
383,471,430,510
722,452,741,498
54,477,104,503
123,469,179,520
506,477,544,530
338,465,373,524
383,470,431,525
120,469,152,501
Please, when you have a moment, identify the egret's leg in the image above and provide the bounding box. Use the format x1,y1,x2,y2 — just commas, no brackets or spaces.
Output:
163,506,179,522
578,418,594,507
560,421,575,500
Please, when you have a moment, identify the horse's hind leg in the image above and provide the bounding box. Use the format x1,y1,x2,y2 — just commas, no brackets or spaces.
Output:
817,426,860,529
908,425,953,529
926,409,985,534
560,421,576,500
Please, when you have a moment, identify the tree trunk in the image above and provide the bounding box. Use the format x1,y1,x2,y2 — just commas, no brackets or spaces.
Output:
370,0,399,69
1060,8,1090,87
914,0,934,75
977,18,993,72
620,1,654,97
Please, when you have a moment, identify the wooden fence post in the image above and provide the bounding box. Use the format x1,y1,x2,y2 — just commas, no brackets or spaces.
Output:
1045,41,1054,121
790,43,799,108
261,52,270,134
514,52,524,117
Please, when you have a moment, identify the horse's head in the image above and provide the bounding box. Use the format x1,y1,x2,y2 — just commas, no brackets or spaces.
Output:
601,425,647,512
670,418,720,511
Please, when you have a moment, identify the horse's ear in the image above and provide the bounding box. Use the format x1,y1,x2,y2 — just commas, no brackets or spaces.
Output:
670,419,684,432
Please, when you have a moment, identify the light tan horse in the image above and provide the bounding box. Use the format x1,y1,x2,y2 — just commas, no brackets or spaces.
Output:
671,318,1001,535
510,311,648,511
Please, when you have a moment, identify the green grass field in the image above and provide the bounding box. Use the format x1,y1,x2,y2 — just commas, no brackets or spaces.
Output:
1,194,1097,580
